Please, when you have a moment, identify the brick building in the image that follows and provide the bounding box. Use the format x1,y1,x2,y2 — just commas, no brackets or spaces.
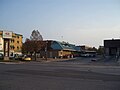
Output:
0,30,23,57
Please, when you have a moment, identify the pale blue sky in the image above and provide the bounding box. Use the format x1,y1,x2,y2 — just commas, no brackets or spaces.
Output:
0,0,120,47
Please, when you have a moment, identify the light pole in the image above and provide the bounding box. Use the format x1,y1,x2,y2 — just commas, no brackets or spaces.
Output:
45,41,48,60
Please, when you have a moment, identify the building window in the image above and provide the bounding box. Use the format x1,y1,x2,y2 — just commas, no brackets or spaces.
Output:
13,36,16,38
11,40,12,42
10,46,12,50
10,45,15,50
11,39,14,43
17,41,19,43
17,46,19,50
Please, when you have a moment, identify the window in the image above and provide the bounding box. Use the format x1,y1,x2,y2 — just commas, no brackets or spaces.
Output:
10,45,15,50
11,39,14,43
17,46,19,50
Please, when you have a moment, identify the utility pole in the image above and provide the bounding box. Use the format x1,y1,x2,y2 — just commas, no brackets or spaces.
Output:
45,41,48,60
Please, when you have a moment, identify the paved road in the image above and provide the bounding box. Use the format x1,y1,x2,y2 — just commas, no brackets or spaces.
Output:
0,61,120,90
57,56,119,66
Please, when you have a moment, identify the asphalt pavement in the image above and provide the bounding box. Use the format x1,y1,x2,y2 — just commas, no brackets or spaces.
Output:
0,59,120,90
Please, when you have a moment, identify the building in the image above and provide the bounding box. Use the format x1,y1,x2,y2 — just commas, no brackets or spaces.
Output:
80,45,97,57
80,45,96,51
104,39,120,56
10,33,23,56
0,30,23,57
40,40,81,58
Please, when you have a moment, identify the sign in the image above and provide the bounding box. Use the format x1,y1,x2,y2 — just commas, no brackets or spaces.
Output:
3,31,12,39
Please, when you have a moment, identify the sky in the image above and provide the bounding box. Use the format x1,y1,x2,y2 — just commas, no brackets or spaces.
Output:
0,0,120,48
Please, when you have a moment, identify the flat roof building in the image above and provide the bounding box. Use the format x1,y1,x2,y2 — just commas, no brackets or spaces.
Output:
0,30,23,58
104,39,120,56
40,40,81,58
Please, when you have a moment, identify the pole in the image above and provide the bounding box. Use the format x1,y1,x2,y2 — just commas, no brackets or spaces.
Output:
45,41,48,60
4,39,10,60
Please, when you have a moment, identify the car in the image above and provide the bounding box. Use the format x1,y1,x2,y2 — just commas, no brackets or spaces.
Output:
22,56,32,61
80,54,91,57
9,54,20,60
91,58,98,62
0,53,3,60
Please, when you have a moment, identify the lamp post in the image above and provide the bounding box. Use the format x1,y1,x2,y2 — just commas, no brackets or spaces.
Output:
45,41,48,60
34,41,37,61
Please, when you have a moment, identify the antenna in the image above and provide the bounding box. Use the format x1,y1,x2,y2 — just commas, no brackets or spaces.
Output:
61,36,63,42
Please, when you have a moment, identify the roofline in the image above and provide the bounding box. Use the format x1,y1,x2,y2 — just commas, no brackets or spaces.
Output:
104,39,120,41
0,30,23,36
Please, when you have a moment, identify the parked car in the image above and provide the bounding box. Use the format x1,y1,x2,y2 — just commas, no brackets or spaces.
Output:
22,56,32,61
91,58,98,62
0,53,3,60
17,54,24,60
81,53,96,57
10,54,22,60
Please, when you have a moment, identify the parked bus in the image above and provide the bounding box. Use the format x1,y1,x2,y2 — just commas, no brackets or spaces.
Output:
80,51,96,57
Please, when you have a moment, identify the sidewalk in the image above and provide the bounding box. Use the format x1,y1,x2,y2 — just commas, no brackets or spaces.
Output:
1,57,120,67
35,58,76,62
0,61,25,64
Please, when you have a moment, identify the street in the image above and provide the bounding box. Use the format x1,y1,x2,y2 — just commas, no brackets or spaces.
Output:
0,59,120,90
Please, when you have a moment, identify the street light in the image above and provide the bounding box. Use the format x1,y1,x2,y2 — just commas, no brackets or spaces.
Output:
45,41,48,60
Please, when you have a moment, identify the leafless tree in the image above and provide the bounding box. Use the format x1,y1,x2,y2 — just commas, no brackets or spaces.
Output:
23,30,45,61
30,30,43,41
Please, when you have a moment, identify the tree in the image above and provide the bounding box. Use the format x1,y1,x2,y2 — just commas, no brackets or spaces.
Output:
22,30,45,61
30,30,43,41
97,46,104,55
87,47,97,51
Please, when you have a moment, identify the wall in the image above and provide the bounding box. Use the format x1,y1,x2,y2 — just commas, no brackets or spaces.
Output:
11,33,22,54
104,39,120,56
40,50,59,58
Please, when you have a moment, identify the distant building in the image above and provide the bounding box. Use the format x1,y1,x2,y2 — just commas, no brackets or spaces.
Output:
0,30,23,57
80,45,97,52
80,45,97,57
104,39,120,56
40,40,81,58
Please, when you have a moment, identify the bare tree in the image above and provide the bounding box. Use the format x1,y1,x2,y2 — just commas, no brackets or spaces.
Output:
23,30,45,61
30,30,43,41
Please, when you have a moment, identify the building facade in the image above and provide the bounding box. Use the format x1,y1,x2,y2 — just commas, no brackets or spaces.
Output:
0,31,23,57
79,45,97,57
40,40,81,58
104,39,120,56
